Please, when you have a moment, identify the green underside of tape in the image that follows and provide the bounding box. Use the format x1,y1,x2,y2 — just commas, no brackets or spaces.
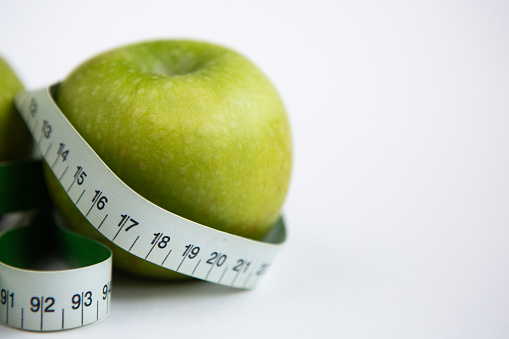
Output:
0,211,111,270
0,212,53,268
0,159,49,215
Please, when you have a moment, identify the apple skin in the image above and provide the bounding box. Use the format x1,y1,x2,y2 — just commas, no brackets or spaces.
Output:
45,40,292,279
0,56,32,162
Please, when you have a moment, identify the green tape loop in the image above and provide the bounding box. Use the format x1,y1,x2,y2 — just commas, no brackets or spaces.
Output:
0,211,112,331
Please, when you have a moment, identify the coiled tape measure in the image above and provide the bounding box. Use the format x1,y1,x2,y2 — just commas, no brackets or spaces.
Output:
0,85,286,332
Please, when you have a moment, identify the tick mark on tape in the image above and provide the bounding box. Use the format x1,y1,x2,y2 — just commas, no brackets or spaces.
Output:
192,259,201,276
129,236,139,252
97,214,108,230
59,166,69,181
67,177,77,193
31,120,37,135
5,295,8,324
177,256,186,272
75,190,86,206
218,266,228,284
145,238,159,259
37,130,44,145
205,265,213,280
231,270,241,287
40,296,43,331
44,143,52,157
81,295,83,326
243,273,253,289
112,225,123,241
161,249,172,266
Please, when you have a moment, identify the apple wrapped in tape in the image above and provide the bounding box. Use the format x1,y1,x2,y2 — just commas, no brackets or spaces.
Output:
44,40,292,279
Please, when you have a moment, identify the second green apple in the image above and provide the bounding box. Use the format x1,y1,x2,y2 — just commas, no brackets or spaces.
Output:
0,56,31,162
45,40,292,279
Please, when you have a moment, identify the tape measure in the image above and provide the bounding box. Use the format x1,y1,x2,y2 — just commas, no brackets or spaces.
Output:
0,85,286,332
0,210,112,331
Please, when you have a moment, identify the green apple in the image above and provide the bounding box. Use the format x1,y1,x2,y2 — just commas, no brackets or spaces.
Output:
45,40,292,279
0,56,32,161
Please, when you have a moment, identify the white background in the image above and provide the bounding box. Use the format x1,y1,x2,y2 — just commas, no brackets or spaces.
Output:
1,0,509,338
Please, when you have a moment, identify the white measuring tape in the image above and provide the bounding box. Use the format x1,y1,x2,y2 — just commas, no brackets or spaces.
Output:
0,85,286,331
